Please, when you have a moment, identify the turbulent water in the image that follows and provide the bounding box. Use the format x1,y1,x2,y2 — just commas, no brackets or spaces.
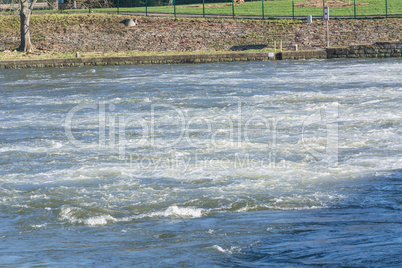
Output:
0,59,401,266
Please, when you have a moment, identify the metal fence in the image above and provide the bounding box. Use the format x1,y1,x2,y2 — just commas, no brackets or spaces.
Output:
0,0,58,12
113,0,401,19
1,0,401,19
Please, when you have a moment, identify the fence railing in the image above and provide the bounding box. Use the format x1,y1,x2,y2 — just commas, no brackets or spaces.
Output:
1,0,401,19
0,0,58,12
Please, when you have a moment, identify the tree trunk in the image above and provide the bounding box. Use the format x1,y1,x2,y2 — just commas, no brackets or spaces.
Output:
19,0,35,52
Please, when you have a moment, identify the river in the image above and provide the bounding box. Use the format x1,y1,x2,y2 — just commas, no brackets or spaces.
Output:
0,58,401,266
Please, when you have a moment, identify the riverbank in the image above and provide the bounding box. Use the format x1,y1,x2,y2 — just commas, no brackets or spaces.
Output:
0,14,400,68
1,14,401,53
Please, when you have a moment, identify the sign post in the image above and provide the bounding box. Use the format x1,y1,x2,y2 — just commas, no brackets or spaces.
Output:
324,6,329,47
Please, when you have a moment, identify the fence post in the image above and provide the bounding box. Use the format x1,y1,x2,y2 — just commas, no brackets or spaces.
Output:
232,0,235,19
203,0,205,18
174,0,176,18
292,1,294,19
262,0,264,19
385,0,388,18
354,0,356,19
146,0,148,16
117,0,119,14
88,0,91,13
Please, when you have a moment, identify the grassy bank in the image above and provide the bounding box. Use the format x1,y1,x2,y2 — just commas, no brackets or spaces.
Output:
0,0,398,17
0,13,401,60
0,14,302,54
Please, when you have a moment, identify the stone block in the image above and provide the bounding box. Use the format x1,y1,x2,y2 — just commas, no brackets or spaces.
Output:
384,44,397,49
365,48,377,54
337,50,348,55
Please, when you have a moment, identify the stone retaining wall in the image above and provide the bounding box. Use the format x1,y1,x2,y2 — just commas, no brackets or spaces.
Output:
278,50,327,60
327,42,402,59
0,42,400,69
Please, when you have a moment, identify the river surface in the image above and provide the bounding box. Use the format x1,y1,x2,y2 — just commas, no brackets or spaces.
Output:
0,59,401,266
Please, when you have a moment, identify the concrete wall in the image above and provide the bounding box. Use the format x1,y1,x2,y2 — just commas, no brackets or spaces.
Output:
0,52,274,69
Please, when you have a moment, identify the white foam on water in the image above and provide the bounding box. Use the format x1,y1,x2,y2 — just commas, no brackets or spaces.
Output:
30,224,47,229
59,205,117,226
0,140,65,153
212,245,241,254
147,206,204,219
84,215,117,226
112,206,207,223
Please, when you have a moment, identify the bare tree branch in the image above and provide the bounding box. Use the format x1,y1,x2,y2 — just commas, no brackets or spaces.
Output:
29,0,38,10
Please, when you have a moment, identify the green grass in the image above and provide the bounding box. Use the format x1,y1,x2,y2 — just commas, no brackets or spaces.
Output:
113,0,401,17
2,0,400,17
